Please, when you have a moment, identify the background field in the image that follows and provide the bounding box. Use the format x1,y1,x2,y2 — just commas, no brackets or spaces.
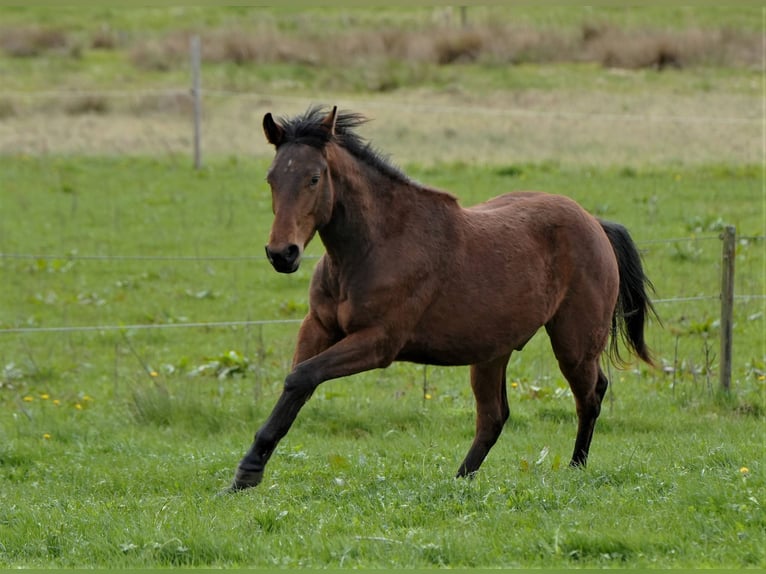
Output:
0,5,764,569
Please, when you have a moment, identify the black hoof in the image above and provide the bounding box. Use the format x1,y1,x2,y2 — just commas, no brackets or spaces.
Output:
229,464,264,492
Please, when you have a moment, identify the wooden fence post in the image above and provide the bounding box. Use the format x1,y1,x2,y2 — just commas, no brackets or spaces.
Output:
191,35,202,170
719,225,736,392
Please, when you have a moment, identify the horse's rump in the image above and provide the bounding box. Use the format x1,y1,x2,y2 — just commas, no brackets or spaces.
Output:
396,191,619,366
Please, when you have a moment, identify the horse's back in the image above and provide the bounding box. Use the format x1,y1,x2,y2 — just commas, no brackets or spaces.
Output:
467,190,541,212
465,191,610,256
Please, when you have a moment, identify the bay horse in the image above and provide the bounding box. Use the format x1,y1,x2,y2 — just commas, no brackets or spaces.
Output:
230,105,655,491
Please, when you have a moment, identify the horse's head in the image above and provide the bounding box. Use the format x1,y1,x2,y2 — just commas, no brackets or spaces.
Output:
262,106,337,273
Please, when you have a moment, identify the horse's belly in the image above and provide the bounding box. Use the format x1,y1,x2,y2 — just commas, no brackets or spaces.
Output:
397,312,542,366
395,342,502,366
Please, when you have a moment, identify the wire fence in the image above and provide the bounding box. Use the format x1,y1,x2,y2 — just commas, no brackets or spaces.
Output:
0,37,762,392
0,233,763,336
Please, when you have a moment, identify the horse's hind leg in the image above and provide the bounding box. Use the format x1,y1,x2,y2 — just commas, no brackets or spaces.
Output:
569,365,609,467
456,353,511,478
546,318,611,468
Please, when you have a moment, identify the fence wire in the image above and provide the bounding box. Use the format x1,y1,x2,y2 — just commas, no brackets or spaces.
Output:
1,296,763,336
0,230,763,336
2,235,761,263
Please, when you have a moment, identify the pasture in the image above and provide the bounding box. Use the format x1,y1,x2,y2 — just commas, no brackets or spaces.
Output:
0,5,764,570
0,157,763,568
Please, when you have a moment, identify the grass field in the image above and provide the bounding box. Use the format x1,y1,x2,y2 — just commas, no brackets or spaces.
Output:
0,156,763,568
0,4,764,570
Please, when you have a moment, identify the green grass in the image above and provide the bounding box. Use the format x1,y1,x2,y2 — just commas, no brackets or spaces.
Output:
1,5,761,34
0,5,763,568
0,156,763,568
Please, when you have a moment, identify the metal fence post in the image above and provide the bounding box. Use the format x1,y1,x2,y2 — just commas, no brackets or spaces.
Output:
191,35,202,170
719,225,736,392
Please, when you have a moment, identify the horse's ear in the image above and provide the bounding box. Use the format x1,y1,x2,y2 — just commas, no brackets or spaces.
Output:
320,106,338,136
263,112,285,147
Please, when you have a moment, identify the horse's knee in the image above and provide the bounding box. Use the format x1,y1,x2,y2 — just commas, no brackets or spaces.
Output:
284,367,320,395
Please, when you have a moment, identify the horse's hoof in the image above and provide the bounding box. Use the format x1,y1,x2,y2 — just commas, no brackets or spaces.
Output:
229,465,264,492
215,486,236,497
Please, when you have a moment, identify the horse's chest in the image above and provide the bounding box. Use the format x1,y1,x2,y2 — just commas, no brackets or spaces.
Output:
336,299,355,333
334,294,388,334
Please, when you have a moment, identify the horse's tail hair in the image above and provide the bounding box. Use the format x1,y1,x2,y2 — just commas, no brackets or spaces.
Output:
600,220,659,367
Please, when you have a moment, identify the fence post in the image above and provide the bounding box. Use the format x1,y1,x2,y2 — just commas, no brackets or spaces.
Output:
719,225,736,392
190,35,202,170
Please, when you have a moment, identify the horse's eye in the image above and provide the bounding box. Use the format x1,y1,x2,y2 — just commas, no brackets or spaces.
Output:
310,174,320,186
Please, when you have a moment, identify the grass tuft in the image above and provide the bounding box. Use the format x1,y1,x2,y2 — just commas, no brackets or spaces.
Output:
128,33,189,71
64,95,110,116
0,26,69,58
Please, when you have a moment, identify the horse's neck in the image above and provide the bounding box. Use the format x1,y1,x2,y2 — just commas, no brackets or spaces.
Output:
318,169,382,261
318,149,460,267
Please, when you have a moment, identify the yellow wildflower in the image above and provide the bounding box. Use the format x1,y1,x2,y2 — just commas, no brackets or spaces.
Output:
740,467,749,475
40,393,50,400
53,399,61,406
43,433,51,440
75,403,83,410
424,393,432,400
22,396,34,402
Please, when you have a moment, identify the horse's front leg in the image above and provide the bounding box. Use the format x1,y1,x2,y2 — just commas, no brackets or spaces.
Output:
230,314,333,491
231,324,397,491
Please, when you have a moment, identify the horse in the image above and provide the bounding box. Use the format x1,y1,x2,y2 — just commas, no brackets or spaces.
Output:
229,105,656,491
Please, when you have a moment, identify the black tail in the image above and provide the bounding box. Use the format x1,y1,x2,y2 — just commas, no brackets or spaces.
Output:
600,220,658,366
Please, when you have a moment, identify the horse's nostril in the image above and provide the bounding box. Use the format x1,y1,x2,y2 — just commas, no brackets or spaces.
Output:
285,244,299,262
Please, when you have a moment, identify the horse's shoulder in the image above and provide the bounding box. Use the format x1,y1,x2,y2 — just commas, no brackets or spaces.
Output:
309,256,339,300
307,256,343,328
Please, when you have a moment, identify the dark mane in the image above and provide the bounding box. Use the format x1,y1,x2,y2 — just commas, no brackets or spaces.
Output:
276,105,411,184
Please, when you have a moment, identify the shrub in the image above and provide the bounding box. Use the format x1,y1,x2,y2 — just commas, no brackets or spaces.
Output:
129,32,189,71
0,26,69,58
65,95,110,115
91,25,120,50
434,30,484,65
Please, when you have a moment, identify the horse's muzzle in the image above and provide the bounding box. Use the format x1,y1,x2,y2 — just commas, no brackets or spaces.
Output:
265,244,301,273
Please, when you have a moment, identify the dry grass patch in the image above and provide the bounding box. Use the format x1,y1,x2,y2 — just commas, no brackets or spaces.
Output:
0,26,71,58
64,94,110,116
0,88,757,168
210,27,317,66
90,25,121,51
129,31,190,71
0,99,16,119
581,23,762,70
129,92,194,117
125,21,762,72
